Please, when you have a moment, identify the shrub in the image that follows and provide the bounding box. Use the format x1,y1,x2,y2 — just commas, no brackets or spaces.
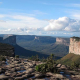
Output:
29,55,39,61
35,54,58,73
35,63,58,73
35,64,47,73
15,55,19,58
0,56,6,61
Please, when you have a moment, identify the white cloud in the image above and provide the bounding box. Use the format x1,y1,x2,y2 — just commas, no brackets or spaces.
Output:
33,10,47,15
0,14,48,29
0,14,49,35
0,2,2,4
44,17,80,32
0,14,5,18
69,4,80,7
72,14,80,19
0,14,80,36
65,9,80,19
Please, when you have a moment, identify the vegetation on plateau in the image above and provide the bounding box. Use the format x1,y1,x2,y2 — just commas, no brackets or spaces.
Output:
0,43,14,56
15,55,19,58
35,54,58,73
0,56,6,61
72,36,80,41
58,53,80,70
17,35,69,57
29,54,39,61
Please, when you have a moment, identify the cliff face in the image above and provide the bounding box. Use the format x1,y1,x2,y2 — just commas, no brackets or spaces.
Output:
69,37,80,55
3,35,16,45
0,35,16,57
56,38,70,46
0,43,15,57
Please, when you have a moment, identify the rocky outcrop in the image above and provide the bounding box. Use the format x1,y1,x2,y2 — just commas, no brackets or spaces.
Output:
3,35,16,45
0,57,69,80
56,38,70,46
69,37,80,55
0,35,16,45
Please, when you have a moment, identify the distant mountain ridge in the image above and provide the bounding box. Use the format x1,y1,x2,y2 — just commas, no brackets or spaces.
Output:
0,34,16,45
0,34,70,57
16,35,70,57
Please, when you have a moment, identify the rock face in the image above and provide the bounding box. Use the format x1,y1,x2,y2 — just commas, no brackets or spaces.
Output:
0,35,16,57
0,35,16,45
56,38,70,46
3,35,16,45
69,37,80,55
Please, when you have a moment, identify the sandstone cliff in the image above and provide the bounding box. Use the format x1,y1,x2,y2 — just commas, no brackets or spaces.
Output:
56,38,70,46
69,37,80,55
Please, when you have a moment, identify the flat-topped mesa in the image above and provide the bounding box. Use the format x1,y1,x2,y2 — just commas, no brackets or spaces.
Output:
69,37,80,55
56,38,70,46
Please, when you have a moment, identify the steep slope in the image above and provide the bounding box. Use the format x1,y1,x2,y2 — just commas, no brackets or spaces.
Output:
58,53,80,65
13,44,61,59
13,44,49,58
0,43,14,56
17,35,69,57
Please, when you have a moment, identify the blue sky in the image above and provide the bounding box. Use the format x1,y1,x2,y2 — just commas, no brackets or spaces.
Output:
0,0,80,37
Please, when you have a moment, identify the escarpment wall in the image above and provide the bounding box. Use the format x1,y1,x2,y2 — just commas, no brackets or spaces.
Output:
3,35,16,45
0,35,16,57
69,37,80,55
56,38,70,46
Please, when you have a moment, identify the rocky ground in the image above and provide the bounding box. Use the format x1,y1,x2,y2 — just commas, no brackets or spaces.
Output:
0,57,80,80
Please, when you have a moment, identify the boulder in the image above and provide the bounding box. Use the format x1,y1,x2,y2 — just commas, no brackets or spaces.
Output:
15,67,21,71
0,68,2,73
74,75,80,78
2,61,6,64
10,68,16,72
16,72,25,77
8,77,14,80
35,73,45,78
5,72,11,76
15,76,24,80
56,64,62,68
54,74,64,78
0,74,9,79
24,68,35,74
34,79,45,80
10,72,17,77
22,74,28,78
46,72,54,77
22,74,34,78
60,65,67,69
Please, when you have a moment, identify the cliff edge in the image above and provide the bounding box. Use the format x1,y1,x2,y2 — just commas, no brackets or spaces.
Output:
69,37,80,55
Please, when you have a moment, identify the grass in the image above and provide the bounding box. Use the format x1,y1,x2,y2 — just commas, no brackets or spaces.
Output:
57,53,80,66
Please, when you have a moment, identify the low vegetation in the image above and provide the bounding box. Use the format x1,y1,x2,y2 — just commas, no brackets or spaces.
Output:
0,56,6,61
35,54,58,73
15,55,19,58
0,43,14,56
29,54,39,61
17,35,69,57
72,36,80,41
58,53,80,67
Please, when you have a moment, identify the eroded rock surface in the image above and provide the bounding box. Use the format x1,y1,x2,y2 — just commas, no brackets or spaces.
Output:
0,57,70,80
